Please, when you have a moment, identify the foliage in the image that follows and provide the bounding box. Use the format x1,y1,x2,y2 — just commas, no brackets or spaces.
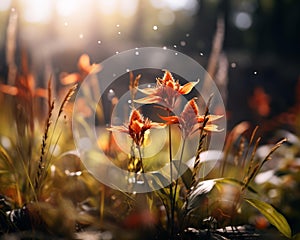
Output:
0,50,295,239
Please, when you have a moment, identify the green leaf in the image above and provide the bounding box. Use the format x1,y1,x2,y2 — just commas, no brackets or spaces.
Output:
185,179,217,213
245,198,291,238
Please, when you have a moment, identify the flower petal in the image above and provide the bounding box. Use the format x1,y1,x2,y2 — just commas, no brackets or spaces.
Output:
162,70,175,82
137,87,158,95
0,83,18,95
179,79,199,94
196,114,223,123
134,95,162,104
159,115,179,124
204,124,223,132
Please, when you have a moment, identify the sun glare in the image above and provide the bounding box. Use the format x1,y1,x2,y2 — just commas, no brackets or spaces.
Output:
0,0,11,11
21,0,52,23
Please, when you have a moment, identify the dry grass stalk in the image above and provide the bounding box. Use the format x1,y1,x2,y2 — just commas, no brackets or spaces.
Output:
234,137,245,166
35,100,54,191
221,122,249,176
242,137,286,191
242,136,261,190
129,72,141,102
190,97,212,189
57,84,77,119
261,138,287,166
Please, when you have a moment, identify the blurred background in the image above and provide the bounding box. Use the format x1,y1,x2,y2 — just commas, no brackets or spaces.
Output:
0,0,299,136
0,0,300,236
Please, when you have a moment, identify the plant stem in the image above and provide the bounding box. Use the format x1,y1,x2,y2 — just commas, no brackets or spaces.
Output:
137,145,150,190
173,138,186,206
168,115,174,239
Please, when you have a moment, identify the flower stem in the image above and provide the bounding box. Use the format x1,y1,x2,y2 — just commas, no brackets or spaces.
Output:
137,145,150,190
173,137,186,209
166,113,175,238
166,110,175,238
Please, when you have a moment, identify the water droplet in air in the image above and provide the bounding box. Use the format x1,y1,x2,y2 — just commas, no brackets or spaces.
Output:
108,89,115,101
136,179,145,185
135,51,139,56
231,62,237,68
153,25,158,31
180,40,186,46
97,40,101,44
186,33,190,37
1,136,11,149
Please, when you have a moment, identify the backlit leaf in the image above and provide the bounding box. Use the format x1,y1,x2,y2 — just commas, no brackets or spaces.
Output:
245,198,291,238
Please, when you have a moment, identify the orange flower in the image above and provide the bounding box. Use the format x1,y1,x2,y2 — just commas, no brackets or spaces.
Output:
60,54,101,85
160,99,222,138
135,70,199,110
108,109,164,146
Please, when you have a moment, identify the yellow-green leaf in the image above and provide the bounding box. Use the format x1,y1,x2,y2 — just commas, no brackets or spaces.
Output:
245,198,291,238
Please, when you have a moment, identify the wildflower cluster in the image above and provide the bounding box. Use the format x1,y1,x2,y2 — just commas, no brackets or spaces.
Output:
109,70,222,150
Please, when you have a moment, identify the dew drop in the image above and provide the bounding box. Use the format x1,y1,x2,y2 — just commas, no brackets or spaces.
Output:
180,40,186,46
231,62,237,68
135,51,139,56
153,25,158,31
